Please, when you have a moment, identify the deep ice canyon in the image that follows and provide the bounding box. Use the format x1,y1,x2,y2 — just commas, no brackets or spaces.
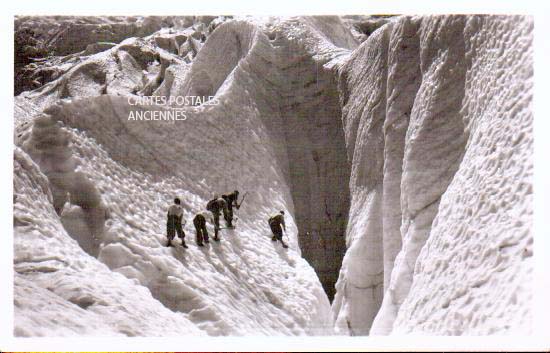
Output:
13,14,532,336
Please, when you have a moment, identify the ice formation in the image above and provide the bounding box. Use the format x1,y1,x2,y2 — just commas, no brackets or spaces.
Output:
14,16,344,336
13,14,533,336
332,15,533,335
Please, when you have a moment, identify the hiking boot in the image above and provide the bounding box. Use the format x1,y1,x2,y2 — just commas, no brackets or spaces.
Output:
282,243,289,248
167,240,173,247
198,243,204,247
214,236,220,242
271,236,277,241
205,239,210,244
182,242,188,248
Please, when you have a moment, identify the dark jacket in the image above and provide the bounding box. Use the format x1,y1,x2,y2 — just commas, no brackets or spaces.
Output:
268,214,285,229
222,192,239,209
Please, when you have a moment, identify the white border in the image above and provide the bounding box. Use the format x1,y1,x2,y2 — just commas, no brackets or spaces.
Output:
2,0,550,351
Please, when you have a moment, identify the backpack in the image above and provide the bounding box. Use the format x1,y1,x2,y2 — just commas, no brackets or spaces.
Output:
206,199,219,212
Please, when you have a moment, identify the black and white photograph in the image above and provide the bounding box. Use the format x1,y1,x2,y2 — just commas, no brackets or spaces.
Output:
5,0,550,351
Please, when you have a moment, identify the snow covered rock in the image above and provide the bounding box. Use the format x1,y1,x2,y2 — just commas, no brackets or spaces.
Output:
332,15,533,335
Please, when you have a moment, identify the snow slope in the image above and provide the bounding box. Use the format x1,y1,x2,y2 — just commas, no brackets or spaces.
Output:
332,15,533,335
14,16,359,336
14,146,204,336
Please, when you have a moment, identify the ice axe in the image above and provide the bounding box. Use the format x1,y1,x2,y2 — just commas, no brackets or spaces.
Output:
237,191,248,209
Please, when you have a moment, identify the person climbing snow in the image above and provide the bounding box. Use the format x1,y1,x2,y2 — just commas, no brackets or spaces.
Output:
221,190,240,228
206,195,227,241
193,212,210,246
268,210,288,248
167,197,187,248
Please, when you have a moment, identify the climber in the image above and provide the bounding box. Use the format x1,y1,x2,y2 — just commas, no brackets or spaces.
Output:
206,195,227,241
268,210,288,248
167,197,187,248
193,212,210,246
221,190,240,228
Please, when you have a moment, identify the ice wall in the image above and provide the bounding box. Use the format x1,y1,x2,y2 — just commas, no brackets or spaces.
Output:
332,15,533,335
263,18,353,301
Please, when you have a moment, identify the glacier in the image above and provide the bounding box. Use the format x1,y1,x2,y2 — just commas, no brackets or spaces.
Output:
333,15,533,335
13,14,533,337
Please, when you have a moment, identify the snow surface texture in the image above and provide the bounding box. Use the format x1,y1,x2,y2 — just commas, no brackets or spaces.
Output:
14,15,359,336
14,14,533,336
14,16,207,94
15,16,200,56
332,15,533,335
